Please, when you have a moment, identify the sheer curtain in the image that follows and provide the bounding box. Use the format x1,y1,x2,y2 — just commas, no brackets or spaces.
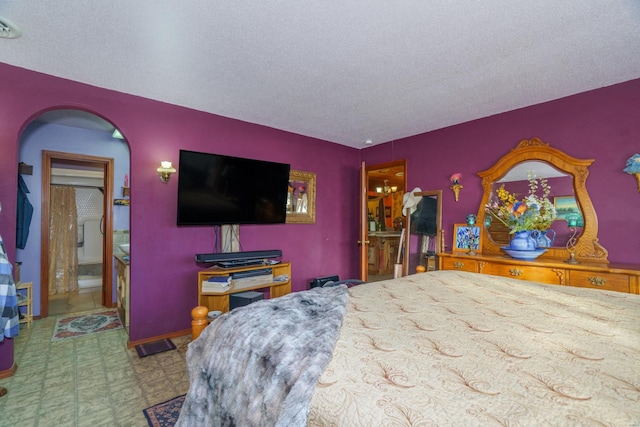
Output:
49,186,79,294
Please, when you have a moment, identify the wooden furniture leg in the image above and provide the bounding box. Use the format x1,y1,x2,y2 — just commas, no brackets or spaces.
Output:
191,306,209,341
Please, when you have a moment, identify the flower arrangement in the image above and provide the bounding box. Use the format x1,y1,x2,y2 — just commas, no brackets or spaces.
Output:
485,172,556,233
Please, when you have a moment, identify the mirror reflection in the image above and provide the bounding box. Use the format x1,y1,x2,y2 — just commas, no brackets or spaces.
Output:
286,170,316,224
289,179,308,213
404,191,442,275
485,160,581,249
366,161,405,281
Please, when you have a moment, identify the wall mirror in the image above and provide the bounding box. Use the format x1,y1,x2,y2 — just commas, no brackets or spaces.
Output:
286,170,316,224
403,190,443,275
477,137,608,262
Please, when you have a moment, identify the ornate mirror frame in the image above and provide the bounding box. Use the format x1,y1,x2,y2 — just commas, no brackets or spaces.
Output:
476,137,608,262
286,170,316,224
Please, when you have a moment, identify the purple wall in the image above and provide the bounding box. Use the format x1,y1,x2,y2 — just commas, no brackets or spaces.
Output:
362,79,640,265
0,63,361,361
1,62,639,372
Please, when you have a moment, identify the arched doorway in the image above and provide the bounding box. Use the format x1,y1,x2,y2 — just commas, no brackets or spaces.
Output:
16,109,130,319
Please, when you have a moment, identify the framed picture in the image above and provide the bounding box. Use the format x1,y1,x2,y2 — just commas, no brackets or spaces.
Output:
286,170,316,224
385,206,391,218
452,224,482,252
554,196,580,221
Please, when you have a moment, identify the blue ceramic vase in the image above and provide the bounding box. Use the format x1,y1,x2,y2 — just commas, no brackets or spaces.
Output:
532,229,556,248
509,230,538,251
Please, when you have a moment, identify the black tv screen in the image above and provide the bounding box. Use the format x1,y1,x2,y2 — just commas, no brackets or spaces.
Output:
177,150,291,225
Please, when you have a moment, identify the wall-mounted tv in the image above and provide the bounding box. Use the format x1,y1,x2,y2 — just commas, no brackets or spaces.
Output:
177,150,291,226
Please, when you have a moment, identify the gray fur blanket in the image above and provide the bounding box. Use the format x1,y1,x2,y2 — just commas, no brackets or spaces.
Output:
176,285,350,427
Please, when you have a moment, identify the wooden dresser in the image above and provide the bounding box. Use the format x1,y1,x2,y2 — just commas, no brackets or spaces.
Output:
439,252,640,294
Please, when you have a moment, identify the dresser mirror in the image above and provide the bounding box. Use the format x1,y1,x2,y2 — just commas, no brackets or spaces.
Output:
476,138,608,262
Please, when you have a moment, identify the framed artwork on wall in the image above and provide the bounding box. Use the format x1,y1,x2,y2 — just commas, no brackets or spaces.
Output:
286,170,316,224
453,223,482,253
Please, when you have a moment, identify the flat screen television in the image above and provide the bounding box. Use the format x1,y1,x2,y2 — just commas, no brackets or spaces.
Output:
177,150,291,225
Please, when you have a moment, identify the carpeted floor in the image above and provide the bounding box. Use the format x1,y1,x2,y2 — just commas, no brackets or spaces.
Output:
51,308,123,341
143,395,185,427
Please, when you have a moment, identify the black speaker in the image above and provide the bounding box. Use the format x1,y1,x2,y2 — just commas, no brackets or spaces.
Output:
229,291,264,310
310,275,339,288
195,250,282,263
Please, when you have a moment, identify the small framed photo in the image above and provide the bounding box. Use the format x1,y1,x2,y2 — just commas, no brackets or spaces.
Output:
385,206,391,218
453,224,482,252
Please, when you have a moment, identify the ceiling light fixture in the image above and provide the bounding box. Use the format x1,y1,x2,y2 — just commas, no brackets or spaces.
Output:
0,16,21,39
376,179,398,197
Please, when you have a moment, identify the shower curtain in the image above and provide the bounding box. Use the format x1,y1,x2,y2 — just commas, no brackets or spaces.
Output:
49,186,79,294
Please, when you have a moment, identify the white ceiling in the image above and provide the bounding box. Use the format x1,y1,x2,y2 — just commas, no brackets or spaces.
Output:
2,1,640,149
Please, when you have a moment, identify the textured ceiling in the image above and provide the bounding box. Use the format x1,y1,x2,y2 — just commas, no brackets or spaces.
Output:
1,1,640,148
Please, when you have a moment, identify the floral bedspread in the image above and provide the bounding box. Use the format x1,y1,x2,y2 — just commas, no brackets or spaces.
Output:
308,270,640,426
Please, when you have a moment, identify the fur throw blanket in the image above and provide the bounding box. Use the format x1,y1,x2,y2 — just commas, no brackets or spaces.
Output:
176,285,350,427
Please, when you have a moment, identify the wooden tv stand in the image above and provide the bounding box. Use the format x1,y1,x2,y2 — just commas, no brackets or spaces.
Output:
196,261,291,313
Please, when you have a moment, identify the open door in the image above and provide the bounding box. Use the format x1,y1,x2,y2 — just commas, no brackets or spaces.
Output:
359,160,407,282
41,151,115,318
358,162,368,281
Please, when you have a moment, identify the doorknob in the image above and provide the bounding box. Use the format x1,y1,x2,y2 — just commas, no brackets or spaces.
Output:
357,240,370,245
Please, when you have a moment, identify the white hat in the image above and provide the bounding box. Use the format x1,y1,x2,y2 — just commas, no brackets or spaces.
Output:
402,187,422,215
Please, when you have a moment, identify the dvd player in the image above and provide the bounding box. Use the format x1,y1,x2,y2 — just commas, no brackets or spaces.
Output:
217,259,267,268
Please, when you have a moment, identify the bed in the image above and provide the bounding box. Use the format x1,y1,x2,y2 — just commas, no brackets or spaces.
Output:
178,270,640,426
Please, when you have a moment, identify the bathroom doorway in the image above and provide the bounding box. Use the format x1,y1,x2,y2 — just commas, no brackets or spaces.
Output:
40,150,115,318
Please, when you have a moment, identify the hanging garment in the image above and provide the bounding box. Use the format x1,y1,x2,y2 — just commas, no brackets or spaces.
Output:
48,186,79,294
0,234,19,341
410,197,437,235
16,175,34,249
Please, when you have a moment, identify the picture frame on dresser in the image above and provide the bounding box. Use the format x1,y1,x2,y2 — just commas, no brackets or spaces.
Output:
452,224,482,253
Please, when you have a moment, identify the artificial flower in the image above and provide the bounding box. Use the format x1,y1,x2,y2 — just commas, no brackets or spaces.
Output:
485,172,556,233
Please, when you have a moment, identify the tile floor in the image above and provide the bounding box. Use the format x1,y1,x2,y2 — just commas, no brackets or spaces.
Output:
0,312,191,426
48,286,104,317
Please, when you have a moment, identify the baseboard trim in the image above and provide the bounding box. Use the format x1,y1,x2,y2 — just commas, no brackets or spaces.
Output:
127,328,191,349
0,362,18,379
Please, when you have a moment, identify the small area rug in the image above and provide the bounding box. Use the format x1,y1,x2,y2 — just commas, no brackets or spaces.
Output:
135,338,176,358
143,395,185,427
52,309,122,342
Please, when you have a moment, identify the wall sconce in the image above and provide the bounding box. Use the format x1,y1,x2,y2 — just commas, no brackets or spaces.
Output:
157,161,176,183
623,153,640,192
376,179,398,197
450,173,462,202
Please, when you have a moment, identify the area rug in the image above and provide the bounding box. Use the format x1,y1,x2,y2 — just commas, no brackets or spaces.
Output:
135,338,176,358
52,309,122,341
143,395,185,427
